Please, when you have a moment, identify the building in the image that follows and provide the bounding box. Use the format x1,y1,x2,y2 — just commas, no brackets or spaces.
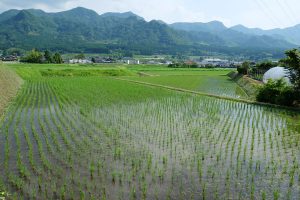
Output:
1,55,18,61
200,58,229,67
69,59,92,64
263,66,291,85
122,58,140,65
92,57,115,63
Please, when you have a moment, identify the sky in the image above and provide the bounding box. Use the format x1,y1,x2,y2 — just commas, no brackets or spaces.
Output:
0,0,300,29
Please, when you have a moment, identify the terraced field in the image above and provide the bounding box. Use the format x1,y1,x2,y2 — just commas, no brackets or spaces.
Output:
0,65,299,199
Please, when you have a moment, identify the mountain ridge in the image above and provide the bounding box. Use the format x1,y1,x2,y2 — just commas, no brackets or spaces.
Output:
0,7,297,59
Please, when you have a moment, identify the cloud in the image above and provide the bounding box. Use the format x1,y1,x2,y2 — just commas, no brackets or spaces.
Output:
0,0,78,11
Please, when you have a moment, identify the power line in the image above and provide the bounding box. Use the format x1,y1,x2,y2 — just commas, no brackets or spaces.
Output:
253,0,279,28
274,0,297,26
259,0,286,27
283,0,299,24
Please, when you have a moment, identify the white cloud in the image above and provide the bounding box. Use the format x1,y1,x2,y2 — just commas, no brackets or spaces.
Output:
1,0,300,29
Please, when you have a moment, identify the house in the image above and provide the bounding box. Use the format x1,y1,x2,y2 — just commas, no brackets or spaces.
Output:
199,58,237,68
92,57,115,63
1,55,18,61
122,58,140,65
69,59,92,64
201,58,228,66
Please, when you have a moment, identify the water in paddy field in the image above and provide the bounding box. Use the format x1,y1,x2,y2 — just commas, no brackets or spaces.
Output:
125,74,250,100
0,81,299,199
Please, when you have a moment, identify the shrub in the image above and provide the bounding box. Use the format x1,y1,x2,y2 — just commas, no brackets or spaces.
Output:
168,62,198,68
256,79,297,106
20,49,43,63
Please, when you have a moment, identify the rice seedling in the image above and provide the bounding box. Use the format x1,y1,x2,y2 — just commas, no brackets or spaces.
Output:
0,65,298,199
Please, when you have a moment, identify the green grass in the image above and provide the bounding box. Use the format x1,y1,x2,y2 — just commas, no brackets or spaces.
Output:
0,64,23,118
40,68,134,77
49,77,174,109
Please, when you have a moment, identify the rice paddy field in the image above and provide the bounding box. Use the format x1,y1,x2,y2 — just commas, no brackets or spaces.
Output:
0,64,300,200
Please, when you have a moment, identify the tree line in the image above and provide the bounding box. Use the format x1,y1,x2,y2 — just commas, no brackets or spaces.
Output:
20,49,63,64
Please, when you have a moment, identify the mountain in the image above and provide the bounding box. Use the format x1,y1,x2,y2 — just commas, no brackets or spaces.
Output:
170,22,293,49
170,21,227,33
100,11,144,20
230,25,265,35
231,24,300,45
0,7,296,58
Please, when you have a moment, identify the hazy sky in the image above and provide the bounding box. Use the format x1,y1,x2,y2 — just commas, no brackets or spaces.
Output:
1,0,300,29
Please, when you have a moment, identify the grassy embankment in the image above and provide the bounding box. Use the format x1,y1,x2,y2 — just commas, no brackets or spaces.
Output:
0,63,23,119
227,71,262,100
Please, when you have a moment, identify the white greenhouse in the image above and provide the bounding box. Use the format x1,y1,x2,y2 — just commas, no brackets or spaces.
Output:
263,66,291,84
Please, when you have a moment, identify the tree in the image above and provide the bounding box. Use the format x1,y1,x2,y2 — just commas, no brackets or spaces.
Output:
74,53,85,59
44,50,53,63
237,61,250,75
3,48,25,56
280,48,300,92
53,53,63,64
254,61,276,71
20,49,43,63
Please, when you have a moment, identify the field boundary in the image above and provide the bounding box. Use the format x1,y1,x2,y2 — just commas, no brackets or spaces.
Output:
0,65,24,122
114,77,300,111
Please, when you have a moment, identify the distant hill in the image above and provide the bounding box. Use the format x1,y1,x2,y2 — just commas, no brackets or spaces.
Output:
0,7,296,59
170,21,227,33
170,22,294,49
231,24,300,45
100,11,144,20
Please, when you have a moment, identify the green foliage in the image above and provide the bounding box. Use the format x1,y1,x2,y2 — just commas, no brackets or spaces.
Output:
237,61,250,75
53,53,63,64
0,8,293,58
168,62,198,68
21,49,63,64
44,50,53,63
3,48,25,56
254,61,277,71
20,49,43,63
40,68,134,77
280,48,300,92
74,53,85,59
256,79,298,106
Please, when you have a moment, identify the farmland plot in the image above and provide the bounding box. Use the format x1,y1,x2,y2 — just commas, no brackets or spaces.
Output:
124,71,249,99
0,73,299,199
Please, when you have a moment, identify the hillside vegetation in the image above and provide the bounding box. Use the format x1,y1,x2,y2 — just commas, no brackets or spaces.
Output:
0,7,295,58
0,64,23,117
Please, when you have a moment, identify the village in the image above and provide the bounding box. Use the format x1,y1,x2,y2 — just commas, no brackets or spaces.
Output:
1,52,244,68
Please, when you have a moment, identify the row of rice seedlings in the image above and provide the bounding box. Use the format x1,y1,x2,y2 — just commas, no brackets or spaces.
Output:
88,94,300,199
2,77,299,199
5,83,33,197
47,82,124,199
42,82,91,199
2,84,28,171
